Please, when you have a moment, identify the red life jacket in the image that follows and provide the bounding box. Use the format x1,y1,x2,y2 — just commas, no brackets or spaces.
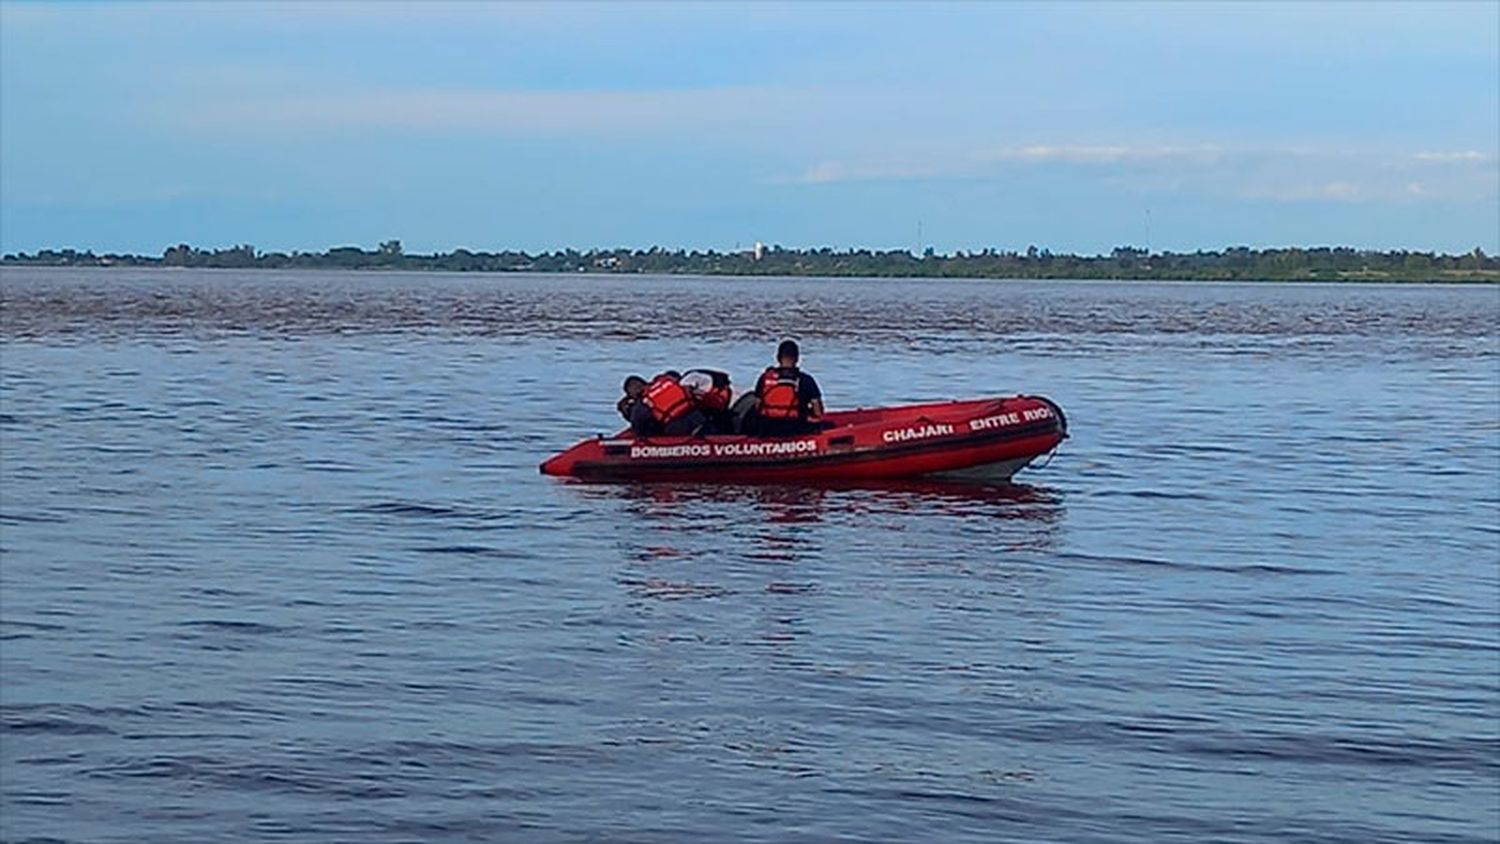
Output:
759,367,801,419
643,375,694,425
698,384,732,413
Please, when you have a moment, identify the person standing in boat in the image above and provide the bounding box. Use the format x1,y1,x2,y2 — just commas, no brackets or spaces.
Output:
750,339,824,436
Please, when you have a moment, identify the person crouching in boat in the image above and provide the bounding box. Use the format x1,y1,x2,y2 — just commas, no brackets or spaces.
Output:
630,371,708,437
617,375,648,424
749,339,824,437
680,368,734,434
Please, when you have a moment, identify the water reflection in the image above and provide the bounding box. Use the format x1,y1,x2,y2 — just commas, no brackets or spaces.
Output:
572,478,1064,529
594,477,1071,779
576,480,1066,606
593,483,831,526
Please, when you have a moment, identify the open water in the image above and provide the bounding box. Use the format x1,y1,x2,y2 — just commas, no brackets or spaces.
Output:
1,269,1497,843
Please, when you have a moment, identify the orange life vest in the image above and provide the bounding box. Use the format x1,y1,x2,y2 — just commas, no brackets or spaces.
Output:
698,384,732,413
643,375,694,425
759,367,801,419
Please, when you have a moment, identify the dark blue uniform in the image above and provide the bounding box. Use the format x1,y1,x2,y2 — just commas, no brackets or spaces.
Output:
752,367,823,437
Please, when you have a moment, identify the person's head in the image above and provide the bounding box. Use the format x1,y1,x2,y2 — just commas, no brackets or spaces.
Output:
662,370,682,381
622,375,647,398
776,339,800,367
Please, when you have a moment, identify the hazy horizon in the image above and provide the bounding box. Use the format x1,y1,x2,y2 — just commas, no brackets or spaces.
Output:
6,240,1494,260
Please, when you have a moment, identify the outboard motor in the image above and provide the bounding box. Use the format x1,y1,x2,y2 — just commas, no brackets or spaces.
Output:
729,393,759,435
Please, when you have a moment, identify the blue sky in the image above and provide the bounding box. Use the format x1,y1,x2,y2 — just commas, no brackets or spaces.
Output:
1,1,1496,255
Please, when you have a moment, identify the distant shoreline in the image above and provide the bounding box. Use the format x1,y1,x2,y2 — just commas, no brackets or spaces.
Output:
5,266,1498,287
4,242,1497,283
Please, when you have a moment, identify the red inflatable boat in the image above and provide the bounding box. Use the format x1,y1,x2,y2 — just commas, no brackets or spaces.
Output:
540,395,1067,483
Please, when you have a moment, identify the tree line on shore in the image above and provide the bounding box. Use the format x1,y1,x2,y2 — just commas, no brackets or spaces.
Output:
4,240,1496,281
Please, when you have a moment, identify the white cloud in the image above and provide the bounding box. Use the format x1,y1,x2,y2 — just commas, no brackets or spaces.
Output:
784,142,1236,185
788,159,947,185
978,144,1225,165
786,141,1499,204
1412,150,1490,162
788,142,1249,184
797,162,847,184
1253,181,1363,202
993,145,1135,163
1235,175,1492,203
1319,181,1360,200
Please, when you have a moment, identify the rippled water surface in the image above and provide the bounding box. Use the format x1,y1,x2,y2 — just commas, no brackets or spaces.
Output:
2,269,1497,843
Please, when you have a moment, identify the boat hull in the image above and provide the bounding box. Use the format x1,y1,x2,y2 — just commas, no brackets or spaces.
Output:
540,395,1066,483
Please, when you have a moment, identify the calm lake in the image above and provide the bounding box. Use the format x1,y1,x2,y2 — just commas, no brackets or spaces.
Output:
2,268,1497,843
